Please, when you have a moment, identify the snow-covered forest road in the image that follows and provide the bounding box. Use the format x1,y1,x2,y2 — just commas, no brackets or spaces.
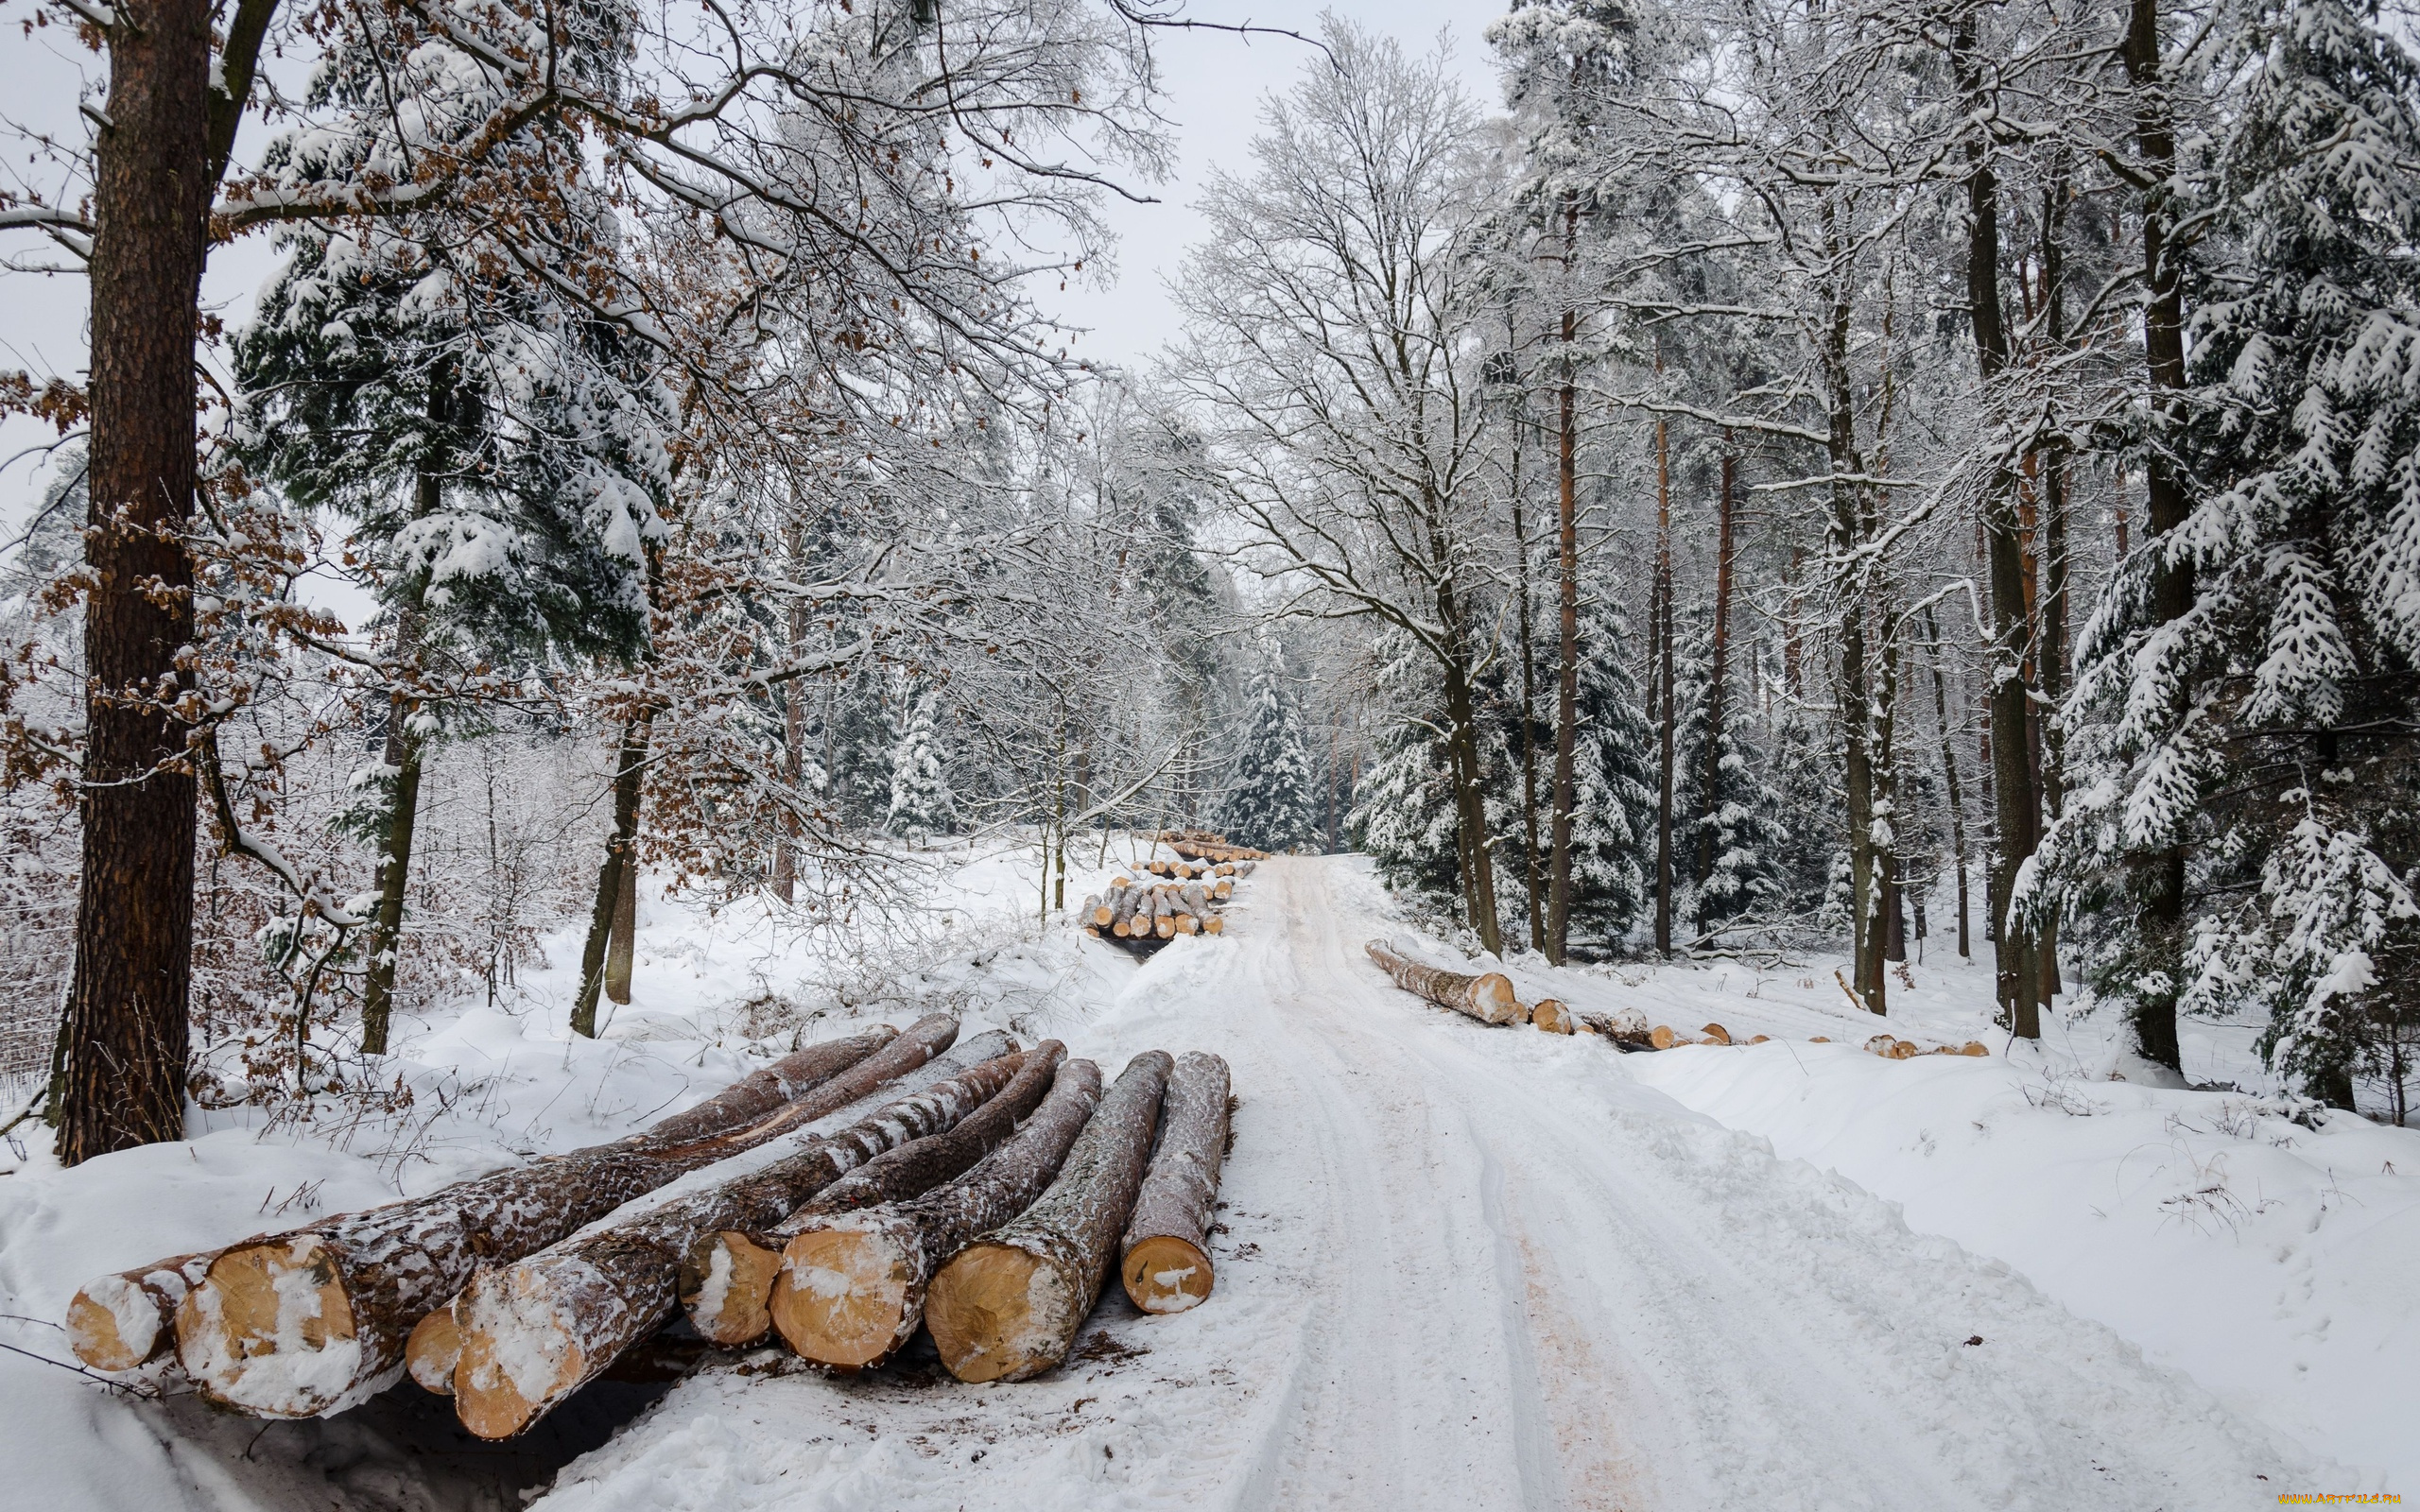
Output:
538,856,2313,1511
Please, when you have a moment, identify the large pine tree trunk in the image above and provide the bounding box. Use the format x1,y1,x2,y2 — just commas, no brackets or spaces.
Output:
766,1058,1104,1371
167,1022,935,1416
2122,0,2188,1071
58,0,215,1166
681,1040,1066,1347
450,1035,1014,1436
925,1053,1172,1383
1119,1050,1231,1314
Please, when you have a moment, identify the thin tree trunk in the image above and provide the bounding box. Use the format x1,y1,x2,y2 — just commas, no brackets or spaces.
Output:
1547,198,1581,966
60,0,215,1163
605,858,637,1005
2123,0,2189,1072
1925,607,1973,959
2036,170,2073,1011
1698,440,1737,895
1440,637,1505,958
1956,10,2041,1038
1510,416,1547,951
1652,401,1676,958
574,714,651,1038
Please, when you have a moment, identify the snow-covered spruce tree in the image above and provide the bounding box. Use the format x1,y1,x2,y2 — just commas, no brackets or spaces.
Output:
822,667,900,832
1561,594,1659,948
1352,630,1464,901
233,243,662,1052
2036,0,2420,1105
1671,616,1790,933
887,692,959,847
1221,635,1319,853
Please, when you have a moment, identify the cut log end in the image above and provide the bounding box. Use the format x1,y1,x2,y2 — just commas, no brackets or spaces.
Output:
769,1226,915,1370
176,1237,362,1417
452,1277,583,1440
682,1230,786,1347
1120,1234,1213,1314
406,1304,459,1395
1530,999,1576,1036
925,1242,1080,1383
1650,1024,1678,1050
1471,972,1525,1025
67,1280,161,1373
1702,1022,1733,1045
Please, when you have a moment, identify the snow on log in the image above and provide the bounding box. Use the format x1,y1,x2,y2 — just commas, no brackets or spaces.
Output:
680,1041,1068,1347
449,1032,1011,1437
1119,1051,1231,1314
173,1022,928,1418
1364,940,1526,1026
767,1059,1105,1371
1530,999,1577,1036
924,1051,1173,1383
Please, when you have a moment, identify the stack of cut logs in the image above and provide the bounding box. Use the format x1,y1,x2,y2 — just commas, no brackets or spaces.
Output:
1083,854,1254,952
1156,829,1270,865
69,1017,1237,1434
1363,940,1991,1057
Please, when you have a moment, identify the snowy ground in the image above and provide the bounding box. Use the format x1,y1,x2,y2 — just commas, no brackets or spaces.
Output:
3,848,2411,1509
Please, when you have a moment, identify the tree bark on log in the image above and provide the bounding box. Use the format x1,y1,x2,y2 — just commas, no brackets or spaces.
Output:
174,1020,951,1417
767,1059,1106,1371
1364,941,1526,1025
449,1038,1016,1436
76,1029,902,1379
924,1052,1172,1383
1119,1051,1230,1314
680,1041,1067,1347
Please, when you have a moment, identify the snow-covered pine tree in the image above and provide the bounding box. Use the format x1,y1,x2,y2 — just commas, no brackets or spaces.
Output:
1670,614,1790,932
823,668,900,831
1221,635,1319,853
2038,0,2420,1106
887,693,959,847
1351,630,1463,899
233,165,664,1053
1563,595,1660,947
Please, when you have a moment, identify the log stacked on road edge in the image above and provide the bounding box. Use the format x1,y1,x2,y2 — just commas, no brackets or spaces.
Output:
764,1057,1107,1370
679,1040,1068,1349
1119,1051,1231,1314
1364,939,1526,1026
925,1052,1174,1382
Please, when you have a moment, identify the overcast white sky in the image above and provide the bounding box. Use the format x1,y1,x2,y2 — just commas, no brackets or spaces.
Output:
0,2,1505,529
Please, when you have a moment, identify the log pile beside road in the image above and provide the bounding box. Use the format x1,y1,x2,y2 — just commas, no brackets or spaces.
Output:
1083,834,1257,954
73,1018,1243,1424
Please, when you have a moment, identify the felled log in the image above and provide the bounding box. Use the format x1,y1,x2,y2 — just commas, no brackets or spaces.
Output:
1212,878,1234,900
680,1041,1067,1348
1080,894,1102,926
449,1033,1013,1436
925,1052,1172,1382
1576,1006,1650,1045
1203,916,1225,936
1865,1034,1919,1060
1119,1052,1231,1314
1364,940,1526,1026
66,1251,215,1372
172,1022,929,1417
1235,860,1256,877
1530,999,1577,1036
1702,1022,1733,1045
1174,914,1200,936
767,1058,1105,1371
